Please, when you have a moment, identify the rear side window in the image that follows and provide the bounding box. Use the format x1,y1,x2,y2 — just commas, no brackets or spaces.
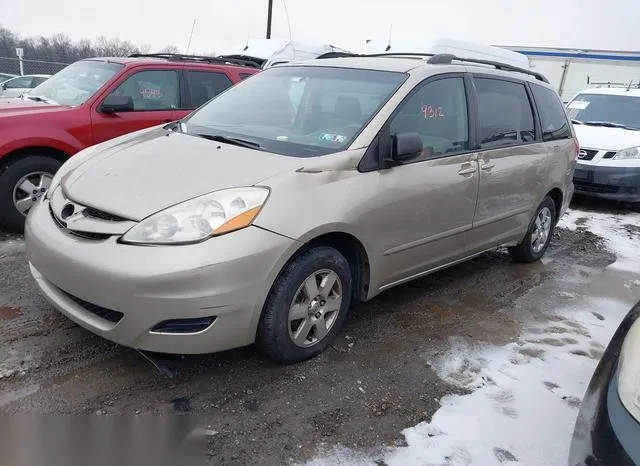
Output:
474,78,536,149
530,84,572,141
186,71,233,108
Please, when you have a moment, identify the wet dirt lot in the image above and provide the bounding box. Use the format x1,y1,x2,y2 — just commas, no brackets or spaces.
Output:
1,198,639,465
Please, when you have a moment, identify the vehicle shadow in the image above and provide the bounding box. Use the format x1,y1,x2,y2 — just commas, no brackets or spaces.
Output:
569,194,638,215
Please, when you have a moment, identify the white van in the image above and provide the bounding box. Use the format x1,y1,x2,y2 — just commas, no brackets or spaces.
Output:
357,37,531,70
566,87,640,209
218,39,350,69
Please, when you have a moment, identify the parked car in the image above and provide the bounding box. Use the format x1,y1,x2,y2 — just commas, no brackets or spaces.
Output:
0,53,260,232
566,87,640,210
25,50,577,364
0,74,51,98
0,72,17,82
569,299,640,466
217,38,350,69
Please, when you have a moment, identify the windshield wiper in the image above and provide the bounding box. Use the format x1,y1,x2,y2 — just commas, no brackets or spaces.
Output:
25,95,57,104
583,121,639,131
571,119,584,125
194,133,262,150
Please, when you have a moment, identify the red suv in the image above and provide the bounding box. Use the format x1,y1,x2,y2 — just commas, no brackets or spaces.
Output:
0,53,259,232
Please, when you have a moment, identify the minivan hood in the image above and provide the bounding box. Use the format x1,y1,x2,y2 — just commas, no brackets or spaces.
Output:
62,128,306,221
574,124,640,151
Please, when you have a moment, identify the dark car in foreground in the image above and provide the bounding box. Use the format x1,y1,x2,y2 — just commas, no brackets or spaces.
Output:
569,299,640,466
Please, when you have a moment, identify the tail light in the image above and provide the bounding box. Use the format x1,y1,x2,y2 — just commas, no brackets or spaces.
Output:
572,137,580,160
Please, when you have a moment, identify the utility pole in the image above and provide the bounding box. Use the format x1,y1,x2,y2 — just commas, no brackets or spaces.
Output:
266,0,274,39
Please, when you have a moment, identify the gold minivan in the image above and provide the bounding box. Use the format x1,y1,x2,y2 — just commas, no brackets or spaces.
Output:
25,53,578,364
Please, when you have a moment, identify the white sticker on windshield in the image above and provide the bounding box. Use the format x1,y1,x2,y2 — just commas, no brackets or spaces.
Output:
568,100,590,110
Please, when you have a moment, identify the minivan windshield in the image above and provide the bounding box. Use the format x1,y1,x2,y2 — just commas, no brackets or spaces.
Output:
27,60,123,106
567,93,640,130
182,66,407,157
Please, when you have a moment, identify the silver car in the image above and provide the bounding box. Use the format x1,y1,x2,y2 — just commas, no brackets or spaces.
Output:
0,74,51,98
25,54,577,363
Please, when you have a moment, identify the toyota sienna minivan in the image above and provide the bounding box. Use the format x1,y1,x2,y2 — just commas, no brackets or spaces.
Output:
25,52,577,364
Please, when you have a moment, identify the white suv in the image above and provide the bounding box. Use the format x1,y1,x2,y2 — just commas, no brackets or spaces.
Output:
567,87,640,209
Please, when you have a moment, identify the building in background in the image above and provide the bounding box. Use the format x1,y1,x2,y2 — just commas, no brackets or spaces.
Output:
500,46,640,102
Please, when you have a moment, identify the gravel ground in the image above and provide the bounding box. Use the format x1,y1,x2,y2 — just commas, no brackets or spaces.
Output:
0,198,636,465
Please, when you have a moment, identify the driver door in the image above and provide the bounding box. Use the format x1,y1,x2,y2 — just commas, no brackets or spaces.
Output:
91,69,178,144
360,75,480,288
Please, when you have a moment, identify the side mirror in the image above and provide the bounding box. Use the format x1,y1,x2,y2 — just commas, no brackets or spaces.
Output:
391,132,423,162
100,95,134,114
1,83,6,90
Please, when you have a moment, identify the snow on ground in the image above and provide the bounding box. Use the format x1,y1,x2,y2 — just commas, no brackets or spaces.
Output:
306,208,640,466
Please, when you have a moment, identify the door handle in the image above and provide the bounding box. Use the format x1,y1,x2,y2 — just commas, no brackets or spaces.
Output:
480,160,495,171
458,162,477,176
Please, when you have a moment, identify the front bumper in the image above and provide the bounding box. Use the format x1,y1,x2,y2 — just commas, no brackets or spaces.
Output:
573,164,640,202
25,200,298,354
569,302,640,466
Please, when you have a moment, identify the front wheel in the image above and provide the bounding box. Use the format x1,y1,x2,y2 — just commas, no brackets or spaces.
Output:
508,196,557,263
0,156,62,232
256,246,352,364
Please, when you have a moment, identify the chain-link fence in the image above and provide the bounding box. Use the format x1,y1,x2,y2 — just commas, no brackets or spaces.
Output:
0,56,69,77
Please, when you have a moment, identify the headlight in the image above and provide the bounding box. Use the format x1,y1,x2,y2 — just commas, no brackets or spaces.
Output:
120,187,270,245
617,316,640,421
614,146,640,160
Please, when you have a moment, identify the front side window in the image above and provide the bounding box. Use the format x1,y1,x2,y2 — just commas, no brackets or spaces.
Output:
567,93,640,130
182,66,407,157
109,70,179,111
27,60,123,106
186,71,233,109
4,76,33,89
475,78,536,149
530,84,572,141
390,77,469,159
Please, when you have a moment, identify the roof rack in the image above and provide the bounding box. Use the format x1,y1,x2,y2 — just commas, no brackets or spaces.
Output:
127,53,262,69
315,51,548,83
426,53,548,83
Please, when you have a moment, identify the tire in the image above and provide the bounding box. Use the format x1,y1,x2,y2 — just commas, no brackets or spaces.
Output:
508,196,557,263
0,156,62,233
256,246,352,364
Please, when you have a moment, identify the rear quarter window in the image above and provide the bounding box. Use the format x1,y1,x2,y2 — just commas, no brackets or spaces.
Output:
530,84,572,141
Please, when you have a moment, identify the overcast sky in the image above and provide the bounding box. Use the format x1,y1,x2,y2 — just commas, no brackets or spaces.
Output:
3,0,640,54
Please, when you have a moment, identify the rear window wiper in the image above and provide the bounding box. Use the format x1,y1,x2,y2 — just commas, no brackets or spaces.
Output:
583,121,639,131
194,133,263,150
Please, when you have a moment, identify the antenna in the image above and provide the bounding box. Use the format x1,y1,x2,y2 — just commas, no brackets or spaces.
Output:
185,18,196,54
385,24,392,51
282,0,292,41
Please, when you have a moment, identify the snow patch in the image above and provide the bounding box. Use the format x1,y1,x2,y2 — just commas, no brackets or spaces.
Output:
307,208,640,466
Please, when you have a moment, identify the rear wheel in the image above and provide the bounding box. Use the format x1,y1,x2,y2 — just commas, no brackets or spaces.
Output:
508,196,556,263
256,246,352,364
0,156,62,232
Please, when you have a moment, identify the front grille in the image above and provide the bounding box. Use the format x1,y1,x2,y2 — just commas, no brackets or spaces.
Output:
58,288,124,323
578,149,598,160
603,151,617,159
574,181,620,194
67,230,112,241
83,207,128,222
49,204,112,241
